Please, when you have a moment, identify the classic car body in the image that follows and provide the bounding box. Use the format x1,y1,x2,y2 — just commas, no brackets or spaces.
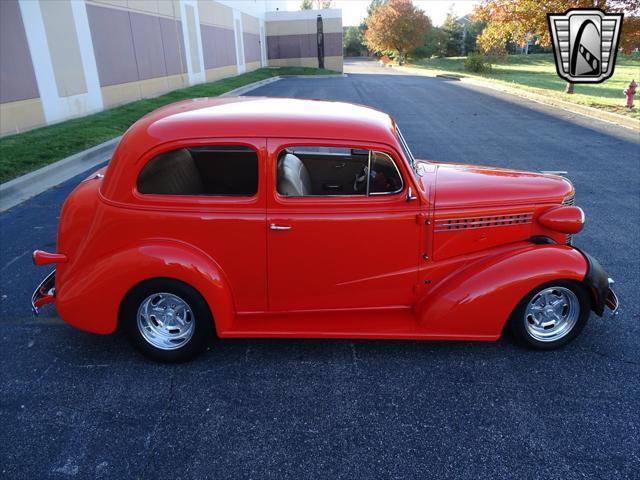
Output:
32,97,618,360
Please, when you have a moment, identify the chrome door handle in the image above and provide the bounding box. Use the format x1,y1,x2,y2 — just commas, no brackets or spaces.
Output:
270,224,292,231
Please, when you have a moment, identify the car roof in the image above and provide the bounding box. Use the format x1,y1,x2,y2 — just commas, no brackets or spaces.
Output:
101,97,399,201
133,96,396,143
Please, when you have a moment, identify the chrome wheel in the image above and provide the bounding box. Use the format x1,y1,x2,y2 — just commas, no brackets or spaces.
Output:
136,293,195,350
524,287,580,342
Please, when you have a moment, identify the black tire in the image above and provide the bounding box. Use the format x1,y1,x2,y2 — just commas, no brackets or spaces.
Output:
120,278,214,362
509,280,590,350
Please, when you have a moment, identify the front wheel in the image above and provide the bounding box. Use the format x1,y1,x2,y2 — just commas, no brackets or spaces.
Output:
509,280,590,350
120,278,213,362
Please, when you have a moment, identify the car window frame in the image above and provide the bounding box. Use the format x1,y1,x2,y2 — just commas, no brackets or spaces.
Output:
273,142,406,200
129,137,266,212
368,150,405,196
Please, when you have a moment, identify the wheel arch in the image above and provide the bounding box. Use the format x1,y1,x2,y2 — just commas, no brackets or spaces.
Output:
55,239,235,335
415,244,589,338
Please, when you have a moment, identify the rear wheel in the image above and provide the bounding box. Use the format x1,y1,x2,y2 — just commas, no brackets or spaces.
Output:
120,278,213,362
509,280,590,350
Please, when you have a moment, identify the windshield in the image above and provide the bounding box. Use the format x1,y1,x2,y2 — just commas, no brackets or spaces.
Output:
395,127,420,177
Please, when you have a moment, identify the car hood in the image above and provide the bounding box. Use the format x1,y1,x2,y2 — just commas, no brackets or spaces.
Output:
418,161,574,210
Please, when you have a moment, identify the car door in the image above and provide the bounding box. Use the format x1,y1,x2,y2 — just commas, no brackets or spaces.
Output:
132,138,269,313
266,138,423,312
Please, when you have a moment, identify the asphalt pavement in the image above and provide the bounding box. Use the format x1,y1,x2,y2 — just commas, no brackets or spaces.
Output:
1,58,639,479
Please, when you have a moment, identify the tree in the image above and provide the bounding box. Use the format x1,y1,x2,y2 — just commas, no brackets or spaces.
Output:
343,26,365,56
364,0,431,64
300,0,332,9
417,27,449,58
442,11,463,56
475,1,639,55
620,11,640,54
367,0,387,16
474,0,640,92
464,20,487,54
360,0,387,46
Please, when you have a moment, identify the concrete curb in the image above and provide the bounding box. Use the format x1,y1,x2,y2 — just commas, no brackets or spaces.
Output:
463,77,640,131
281,73,345,78
220,73,343,97
399,66,640,132
221,76,283,96
0,136,120,212
0,72,343,212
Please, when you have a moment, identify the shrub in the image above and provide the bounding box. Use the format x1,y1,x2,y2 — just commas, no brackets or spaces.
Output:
464,52,492,73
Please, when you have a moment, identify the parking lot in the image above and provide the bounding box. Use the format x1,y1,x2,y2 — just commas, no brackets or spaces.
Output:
1,59,639,479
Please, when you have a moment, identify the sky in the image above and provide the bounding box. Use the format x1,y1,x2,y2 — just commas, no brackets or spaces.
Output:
287,0,480,26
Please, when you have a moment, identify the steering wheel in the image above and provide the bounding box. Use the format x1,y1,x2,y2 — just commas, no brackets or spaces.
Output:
353,166,369,193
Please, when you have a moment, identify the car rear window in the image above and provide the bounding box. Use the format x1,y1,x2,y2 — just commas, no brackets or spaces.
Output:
137,145,258,196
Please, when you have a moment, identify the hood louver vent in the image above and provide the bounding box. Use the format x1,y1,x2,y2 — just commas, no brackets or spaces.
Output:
435,213,533,232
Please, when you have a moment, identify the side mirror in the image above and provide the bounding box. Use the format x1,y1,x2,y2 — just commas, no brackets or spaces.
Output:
406,186,417,202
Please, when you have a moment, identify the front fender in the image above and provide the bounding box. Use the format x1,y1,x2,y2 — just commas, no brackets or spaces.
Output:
56,239,234,335
416,244,588,339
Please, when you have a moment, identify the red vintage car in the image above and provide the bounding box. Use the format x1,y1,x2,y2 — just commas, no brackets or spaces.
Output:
32,97,618,361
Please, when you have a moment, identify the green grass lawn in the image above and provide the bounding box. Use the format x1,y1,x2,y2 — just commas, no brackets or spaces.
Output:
405,53,640,120
0,67,337,184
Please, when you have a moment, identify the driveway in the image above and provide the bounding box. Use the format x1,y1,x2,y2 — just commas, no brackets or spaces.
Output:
1,58,638,479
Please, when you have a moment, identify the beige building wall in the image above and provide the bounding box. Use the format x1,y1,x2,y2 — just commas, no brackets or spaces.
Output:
265,17,342,36
268,56,342,72
0,99,46,137
0,0,45,135
40,1,88,98
242,12,262,71
199,0,238,82
205,65,238,82
0,1,343,139
198,0,232,27
265,9,343,72
87,0,190,109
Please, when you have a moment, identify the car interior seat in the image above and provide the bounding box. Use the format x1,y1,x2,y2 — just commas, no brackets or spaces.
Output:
137,148,205,195
277,153,313,196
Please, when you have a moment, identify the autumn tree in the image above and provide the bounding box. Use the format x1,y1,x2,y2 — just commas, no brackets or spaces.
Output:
475,0,638,54
364,0,431,64
474,0,640,92
367,0,388,16
359,0,388,52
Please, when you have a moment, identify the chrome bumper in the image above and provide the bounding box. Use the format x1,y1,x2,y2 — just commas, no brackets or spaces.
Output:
605,278,619,316
31,269,56,316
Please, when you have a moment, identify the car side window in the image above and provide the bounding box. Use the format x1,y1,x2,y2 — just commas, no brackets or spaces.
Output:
137,145,258,196
369,151,404,194
276,146,403,197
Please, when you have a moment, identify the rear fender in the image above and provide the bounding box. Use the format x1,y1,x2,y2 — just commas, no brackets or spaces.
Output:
416,244,588,338
55,239,234,335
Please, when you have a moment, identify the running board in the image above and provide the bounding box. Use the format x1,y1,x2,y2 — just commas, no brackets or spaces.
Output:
220,308,499,341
